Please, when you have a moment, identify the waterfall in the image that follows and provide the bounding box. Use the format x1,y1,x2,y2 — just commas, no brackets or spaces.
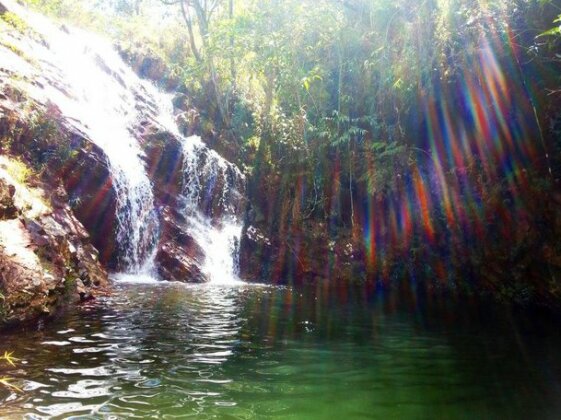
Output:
181,136,246,284
46,35,162,272
151,96,246,283
1,0,159,273
1,0,246,282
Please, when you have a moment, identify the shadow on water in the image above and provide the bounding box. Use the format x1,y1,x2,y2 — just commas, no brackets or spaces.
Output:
1,280,561,418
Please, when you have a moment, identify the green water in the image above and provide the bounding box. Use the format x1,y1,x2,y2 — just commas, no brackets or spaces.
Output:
1,281,561,419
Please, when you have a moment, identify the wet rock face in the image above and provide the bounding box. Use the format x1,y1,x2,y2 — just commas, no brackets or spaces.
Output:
0,166,108,327
156,244,207,283
117,47,181,91
141,127,208,283
142,128,184,209
140,122,247,283
239,221,365,285
154,206,208,283
0,3,144,273
59,136,119,269
0,37,200,281
0,95,120,269
239,224,275,282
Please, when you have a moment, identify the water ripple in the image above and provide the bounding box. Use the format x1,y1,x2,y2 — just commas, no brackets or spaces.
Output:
1,282,561,419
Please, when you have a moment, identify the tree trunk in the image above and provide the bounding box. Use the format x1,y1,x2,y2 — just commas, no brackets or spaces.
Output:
179,0,202,62
229,0,236,85
264,67,275,119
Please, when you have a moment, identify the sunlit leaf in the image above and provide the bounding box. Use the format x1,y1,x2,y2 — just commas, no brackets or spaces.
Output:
0,351,19,367
0,377,22,393
537,26,560,37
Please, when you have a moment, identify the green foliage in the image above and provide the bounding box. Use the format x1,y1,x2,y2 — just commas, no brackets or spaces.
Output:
63,275,77,300
2,96,79,174
3,81,28,103
0,40,37,66
4,158,31,185
22,106,78,170
539,14,561,37
0,11,30,32
16,0,561,301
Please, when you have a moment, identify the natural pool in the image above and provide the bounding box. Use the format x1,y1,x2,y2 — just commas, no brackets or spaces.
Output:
1,281,561,419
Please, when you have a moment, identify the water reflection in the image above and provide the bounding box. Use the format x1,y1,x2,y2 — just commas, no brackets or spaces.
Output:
0,283,249,417
1,282,561,418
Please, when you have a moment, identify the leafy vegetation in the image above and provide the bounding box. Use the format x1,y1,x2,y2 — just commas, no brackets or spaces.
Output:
15,0,561,302
0,351,21,393
3,157,31,185
0,11,30,33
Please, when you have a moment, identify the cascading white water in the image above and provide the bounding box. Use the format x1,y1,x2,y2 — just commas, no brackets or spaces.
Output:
1,0,159,273
2,1,246,282
181,136,246,284
151,91,247,284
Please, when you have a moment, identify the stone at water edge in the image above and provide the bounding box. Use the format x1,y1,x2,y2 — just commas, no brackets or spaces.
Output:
156,243,208,283
0,159,108,326
0,218,61,323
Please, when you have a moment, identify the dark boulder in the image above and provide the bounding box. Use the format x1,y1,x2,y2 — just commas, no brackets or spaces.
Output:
156,242,207,283
0,178,17,219
155,206,208,283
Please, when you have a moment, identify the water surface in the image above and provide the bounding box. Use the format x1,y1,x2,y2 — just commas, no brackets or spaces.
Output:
1,281,561,419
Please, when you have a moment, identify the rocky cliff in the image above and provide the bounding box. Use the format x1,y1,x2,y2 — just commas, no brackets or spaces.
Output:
0,154,107,327
0,0,250,326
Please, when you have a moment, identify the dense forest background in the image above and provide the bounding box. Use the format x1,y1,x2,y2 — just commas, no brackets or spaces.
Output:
13,0,561,306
